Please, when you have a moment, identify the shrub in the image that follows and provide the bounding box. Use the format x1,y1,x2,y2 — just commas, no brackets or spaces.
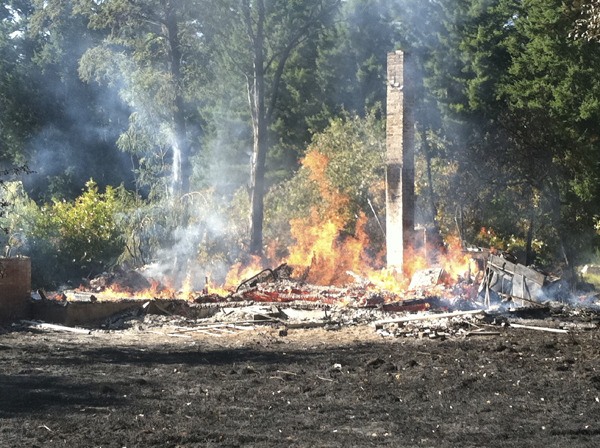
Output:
28,180,126,286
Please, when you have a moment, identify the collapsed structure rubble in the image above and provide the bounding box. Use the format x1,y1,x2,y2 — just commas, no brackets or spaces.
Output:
480,254,557,306
27,248,600,339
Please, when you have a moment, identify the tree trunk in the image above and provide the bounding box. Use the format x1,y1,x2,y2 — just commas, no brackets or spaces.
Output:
249,0,266,256
244,0,340,256
249,117,268,256
420,127,444,256
165,5,190,197
525,207,535,266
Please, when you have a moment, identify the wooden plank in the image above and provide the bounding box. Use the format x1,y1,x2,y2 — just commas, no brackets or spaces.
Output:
187,329,224,337
512,274,525,299
373,309,484,326
465,331,501,337
509,323,569,334
210,327,237,334
286,321,332,329
514,263,546,285
171,322,256,333
488,255,516,274
21,320,91,335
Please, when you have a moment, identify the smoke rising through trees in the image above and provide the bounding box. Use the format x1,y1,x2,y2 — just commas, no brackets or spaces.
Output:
1,0,600,289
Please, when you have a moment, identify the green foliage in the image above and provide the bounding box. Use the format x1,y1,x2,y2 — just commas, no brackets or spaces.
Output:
401,0,600,267
310,112,385,214
27,180,127,285
572,0,600,42
4,0,600,280
314,0,398,117
265,112,385,257
2,178,129,286
1,2,40,165
76,0,211,197
582,270,600,289
188,188,253,271
270,0,399,179
0,166,33,246
0,178,36,253
111,185,254,286
1,0,135,201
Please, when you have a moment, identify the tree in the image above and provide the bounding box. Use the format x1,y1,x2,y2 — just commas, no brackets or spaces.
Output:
312,0,399,119
264,112,386,277
75,0,209,198
242,0,400,203
0,165,32,239
1,1,38,165
1,0,135,201
205,0,341,256
412,0,600,266
573,0,600,42
498,0,600,265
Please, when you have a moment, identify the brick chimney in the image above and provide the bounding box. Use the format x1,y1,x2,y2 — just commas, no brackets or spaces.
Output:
386,50,415,271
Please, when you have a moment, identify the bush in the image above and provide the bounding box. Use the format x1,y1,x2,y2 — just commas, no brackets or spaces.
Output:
0,165,32,238
0,180,37,256
27,180,127,286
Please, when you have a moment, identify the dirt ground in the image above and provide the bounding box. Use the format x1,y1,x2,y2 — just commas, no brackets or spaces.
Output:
1,315,600,448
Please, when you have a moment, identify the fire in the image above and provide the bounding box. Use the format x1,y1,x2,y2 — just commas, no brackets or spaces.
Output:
221,256,264,290
84,278,175,301
216,147,475,296
284,150,372,285
439,236,474,283
364,267,407,293
69,147,477,303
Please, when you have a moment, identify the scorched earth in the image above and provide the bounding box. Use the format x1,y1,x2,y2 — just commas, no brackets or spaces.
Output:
1,313,600,448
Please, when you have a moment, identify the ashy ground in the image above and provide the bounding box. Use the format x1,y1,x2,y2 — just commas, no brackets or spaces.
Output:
1,320,600,447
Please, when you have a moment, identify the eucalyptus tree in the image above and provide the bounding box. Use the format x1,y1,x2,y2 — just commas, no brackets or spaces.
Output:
204,0,342,256
75,0,210,199
1,0,137,201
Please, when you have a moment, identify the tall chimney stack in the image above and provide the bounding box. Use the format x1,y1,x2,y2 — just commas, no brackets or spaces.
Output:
386,50,415,271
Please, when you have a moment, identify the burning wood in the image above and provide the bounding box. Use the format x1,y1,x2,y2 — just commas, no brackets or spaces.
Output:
45,254,477,313
40,236,596,338
234,263,292,292
408,267,444,290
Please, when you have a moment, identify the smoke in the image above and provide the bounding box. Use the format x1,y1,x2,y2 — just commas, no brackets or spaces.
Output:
23,71,132,200
15,0,508,291
170,136,181,197
139,206,244,290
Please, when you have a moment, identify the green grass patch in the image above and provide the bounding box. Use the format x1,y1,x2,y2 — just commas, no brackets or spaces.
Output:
581,272,600,289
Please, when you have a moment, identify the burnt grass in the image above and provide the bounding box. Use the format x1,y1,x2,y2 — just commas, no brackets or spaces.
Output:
1,325,600,447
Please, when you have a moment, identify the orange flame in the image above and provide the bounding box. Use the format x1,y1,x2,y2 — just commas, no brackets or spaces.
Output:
93,278,176,300
74,148,480,302
222,255,265,290
283,150,375,285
